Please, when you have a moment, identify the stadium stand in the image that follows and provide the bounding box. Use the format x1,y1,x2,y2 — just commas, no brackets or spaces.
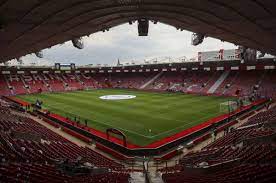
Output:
160,105,276,183
22,73,49,94
241,105,276,127
7,74,28,95
162,163,275,183
0,106,130,183
259,70,276,99
76,73,101,89
222,71,264,96
0,75,11,96
146,71,223,93
61,73,84,91
46,74,66,92
1,69,275,99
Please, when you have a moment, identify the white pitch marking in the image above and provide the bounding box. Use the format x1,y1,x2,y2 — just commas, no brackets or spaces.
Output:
149,111,222,138
99,95,136,100
40,96,225,140
47,103,153,138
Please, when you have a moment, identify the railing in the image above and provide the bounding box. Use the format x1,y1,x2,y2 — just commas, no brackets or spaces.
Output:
35,100,267,158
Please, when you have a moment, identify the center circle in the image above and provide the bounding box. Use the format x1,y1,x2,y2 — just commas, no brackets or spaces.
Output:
99,95,136,100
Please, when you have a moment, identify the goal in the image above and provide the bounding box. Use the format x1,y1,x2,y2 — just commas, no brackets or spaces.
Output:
220,101,238,113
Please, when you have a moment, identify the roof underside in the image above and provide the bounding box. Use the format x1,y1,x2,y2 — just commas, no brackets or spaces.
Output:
0,0,276,62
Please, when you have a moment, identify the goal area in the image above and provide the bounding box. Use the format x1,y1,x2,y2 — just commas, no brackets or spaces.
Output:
220,101,238,113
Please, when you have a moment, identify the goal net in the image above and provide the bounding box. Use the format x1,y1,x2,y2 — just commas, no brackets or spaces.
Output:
220,101,238,113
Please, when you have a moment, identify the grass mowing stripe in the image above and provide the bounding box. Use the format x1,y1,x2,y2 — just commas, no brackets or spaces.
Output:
150,110,223,138
17,89,234,146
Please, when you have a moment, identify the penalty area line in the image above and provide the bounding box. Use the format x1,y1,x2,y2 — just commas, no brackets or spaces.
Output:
150,110,223,138
46,103,154,139
42,100,224,141
89,118,155,139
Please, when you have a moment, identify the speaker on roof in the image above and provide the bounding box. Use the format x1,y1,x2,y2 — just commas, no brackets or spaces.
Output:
258,51,265,58
16,57,23,65
55,63,61,70
191,33,205,46
71,37,84,49
70,63,76,70
0,16,6,31
138,19,149,36
35,50,43,58
238,46,256,62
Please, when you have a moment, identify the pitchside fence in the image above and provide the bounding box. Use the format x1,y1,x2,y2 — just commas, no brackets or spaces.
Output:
119,131,238,172
62,111,127,141
63,111,111,129
65,112,87,125
219,97,251,113
35,97,269,157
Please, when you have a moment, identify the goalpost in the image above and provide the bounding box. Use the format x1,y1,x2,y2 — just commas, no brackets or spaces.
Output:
220,96,252,113
219,96,251,113
220,100,239,113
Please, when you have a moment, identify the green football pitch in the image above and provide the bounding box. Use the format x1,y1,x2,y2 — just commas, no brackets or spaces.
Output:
17,89,233,146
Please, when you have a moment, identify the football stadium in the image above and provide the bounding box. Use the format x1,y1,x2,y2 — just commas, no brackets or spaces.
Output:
0,1,276,183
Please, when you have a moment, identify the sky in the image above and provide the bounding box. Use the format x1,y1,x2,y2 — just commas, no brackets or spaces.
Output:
9,22,237,66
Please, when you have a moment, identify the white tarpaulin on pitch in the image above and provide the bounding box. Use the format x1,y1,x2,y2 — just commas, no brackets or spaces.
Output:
99,95,136,100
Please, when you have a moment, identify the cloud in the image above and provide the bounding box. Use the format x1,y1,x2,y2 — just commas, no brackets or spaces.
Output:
5,56,52,66
19,22,237,66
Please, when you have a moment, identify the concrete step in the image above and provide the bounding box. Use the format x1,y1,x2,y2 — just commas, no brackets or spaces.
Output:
130,172,146,183
140,72,163,89
208,70,230,94
149,172,164,183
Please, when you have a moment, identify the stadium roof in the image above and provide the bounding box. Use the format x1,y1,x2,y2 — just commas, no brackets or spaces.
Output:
0,0,276,62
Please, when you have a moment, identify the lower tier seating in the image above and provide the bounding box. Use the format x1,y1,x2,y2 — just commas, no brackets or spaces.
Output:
0,106,129,183
161,106,276,182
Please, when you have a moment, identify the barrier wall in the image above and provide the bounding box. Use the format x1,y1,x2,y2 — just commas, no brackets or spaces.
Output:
35,98,267,157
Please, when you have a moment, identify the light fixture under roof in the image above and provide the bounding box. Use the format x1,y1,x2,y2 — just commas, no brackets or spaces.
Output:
35,50,43,58
138,18,149,36
71,37,84,49
191,33,205,46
